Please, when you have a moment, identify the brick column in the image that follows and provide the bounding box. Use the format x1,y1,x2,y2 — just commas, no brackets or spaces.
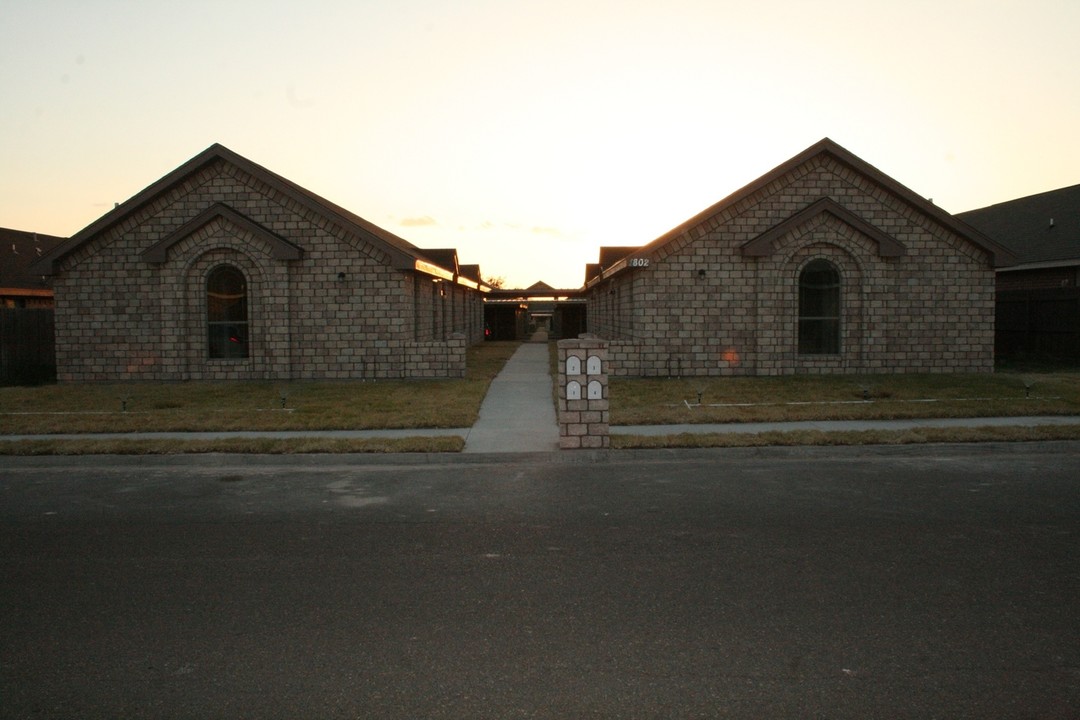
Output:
557,338,609,449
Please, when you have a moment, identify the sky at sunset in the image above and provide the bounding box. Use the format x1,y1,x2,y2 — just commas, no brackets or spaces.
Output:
3,0,1079,289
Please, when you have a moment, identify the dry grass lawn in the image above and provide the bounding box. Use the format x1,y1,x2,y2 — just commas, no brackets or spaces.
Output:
3,345,1080,453
611,370,1080,425
0,342,520,435
0,435,464,455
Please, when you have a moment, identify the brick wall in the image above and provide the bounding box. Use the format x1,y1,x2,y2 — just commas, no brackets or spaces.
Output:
53,159,482,382
557,339,610,449
588,154,996,376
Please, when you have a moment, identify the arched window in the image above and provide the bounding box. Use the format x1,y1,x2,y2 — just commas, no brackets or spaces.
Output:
207,265,249,359
798,259,840,355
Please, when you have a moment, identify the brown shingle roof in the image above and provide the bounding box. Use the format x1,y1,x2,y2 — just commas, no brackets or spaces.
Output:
458,264,482,282
957,183,1080,268
32,144,460,278
0,228,65,291
525,280,557,293
418,248,459,275
597,247,638,268
593,138,1015,286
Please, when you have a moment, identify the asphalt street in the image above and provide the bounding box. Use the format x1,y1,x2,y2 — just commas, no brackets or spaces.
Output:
2,444,1079,719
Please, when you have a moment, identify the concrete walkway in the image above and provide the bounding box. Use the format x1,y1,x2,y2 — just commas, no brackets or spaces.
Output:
463,341,559,453
7,415,1076,445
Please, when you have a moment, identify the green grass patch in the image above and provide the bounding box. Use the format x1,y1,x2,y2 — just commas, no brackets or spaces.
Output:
0,342,520,435
611,371,1080,425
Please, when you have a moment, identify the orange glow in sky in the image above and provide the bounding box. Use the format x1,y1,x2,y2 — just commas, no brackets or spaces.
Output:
3,0,1079,289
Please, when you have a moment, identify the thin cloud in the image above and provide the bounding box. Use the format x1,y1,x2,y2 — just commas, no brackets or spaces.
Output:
400,216,437,227
475,220,563,237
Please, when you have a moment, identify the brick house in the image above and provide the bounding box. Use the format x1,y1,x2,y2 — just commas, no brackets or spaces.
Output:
1,228,65,308
32,145,488,382
958,183,1080,360
584,139,1015,376
1,228,65,385
959,183,1080,293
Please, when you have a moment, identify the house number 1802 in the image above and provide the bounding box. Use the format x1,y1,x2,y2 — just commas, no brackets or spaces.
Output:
629,258,650,268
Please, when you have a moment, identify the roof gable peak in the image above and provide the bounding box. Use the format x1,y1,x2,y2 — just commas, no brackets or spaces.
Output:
141,203,303,263
630,137,1015,268
32,143,460,276
742,197,905,258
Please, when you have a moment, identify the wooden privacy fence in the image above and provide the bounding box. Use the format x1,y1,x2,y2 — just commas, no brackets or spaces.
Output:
0,308,56,385
996,288,1080,362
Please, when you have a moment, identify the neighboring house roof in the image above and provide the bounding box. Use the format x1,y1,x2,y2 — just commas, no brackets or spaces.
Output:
591,138,1016,286
458,264,482,282
597,247,638,267
488,280,585,300
418,248,459,276
584,263,601,285
31,144,464,281
0,228,66,295
956,183,1080,270
526,280,557,293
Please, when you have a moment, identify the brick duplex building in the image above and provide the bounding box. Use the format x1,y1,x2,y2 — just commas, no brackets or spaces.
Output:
33,145,487,382
585,139,1015,376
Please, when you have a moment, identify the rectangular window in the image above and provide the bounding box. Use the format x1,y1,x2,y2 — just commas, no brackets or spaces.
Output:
798,318,840,355
208,322,249,359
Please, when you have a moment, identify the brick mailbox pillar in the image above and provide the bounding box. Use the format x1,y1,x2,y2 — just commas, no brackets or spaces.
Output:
557,338,609,449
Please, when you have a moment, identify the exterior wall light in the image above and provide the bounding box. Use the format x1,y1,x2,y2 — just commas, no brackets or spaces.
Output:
337,272,347,282
698,269,706,280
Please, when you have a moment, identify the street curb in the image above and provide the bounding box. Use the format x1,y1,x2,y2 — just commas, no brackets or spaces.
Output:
4,439,1080,469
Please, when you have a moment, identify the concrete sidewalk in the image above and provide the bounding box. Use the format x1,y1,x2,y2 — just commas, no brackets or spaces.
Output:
613,415,1080,436
6,416,1076,445
463,341,559,453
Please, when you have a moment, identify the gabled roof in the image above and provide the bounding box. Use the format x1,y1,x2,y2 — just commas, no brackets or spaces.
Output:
598,246,638,267
526,280,557,293
418,248,459,275
741,197,905,258
585,247,640,285
592,138,1016,285
31,144,456,278
458,264,482,282
584,263,601,285
487,280,585,300
0,228,65,292
141,203,303,263
957,183,1080,269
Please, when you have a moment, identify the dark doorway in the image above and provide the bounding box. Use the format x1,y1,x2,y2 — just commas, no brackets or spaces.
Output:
484,304,524,341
